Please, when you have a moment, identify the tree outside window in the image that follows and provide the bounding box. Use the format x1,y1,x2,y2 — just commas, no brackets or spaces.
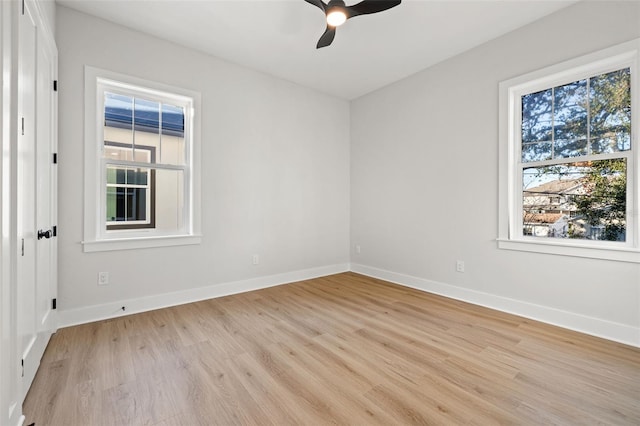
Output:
520,68,630,242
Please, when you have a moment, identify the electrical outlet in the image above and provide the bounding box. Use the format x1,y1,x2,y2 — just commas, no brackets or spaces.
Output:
98,271,109,285
456,260,465,273
356,245,361,254
252,254,259,265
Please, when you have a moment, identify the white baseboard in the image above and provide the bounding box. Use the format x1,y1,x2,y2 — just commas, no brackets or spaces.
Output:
57,261,639,348
58,263,350,328
351,263,640,348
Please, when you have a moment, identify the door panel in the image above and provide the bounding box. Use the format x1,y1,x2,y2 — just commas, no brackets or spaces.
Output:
35,11,55,340
17,1,38,403
16,0,57,404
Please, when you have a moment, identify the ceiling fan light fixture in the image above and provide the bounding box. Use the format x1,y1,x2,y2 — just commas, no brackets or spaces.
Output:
326,9,347,26
304,0,402,48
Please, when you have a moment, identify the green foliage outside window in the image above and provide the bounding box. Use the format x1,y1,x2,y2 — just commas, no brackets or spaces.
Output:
521,68,630,241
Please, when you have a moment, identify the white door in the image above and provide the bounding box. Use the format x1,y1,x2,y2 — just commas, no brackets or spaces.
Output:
33,0,57,373
16,0,57,403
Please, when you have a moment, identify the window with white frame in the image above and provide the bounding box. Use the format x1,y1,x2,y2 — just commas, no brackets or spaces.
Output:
498,39,639,262
105,143,155,230
84,67,201,252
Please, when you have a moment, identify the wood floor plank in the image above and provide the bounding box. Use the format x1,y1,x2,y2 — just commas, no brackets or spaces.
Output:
23,272,640,425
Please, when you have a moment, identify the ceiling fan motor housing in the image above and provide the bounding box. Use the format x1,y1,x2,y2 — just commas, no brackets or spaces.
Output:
304,0,402,48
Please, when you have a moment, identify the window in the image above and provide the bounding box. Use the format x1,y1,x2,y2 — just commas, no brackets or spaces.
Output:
499,39,639,262
105,143,155,230
84,67,201,252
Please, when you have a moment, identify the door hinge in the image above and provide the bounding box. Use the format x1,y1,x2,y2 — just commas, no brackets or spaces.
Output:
53,153,58,164
53,80,58,92
21,359,24,377
21,238,24,256
52,298,57,310
52,225,57,237
21,117,24,135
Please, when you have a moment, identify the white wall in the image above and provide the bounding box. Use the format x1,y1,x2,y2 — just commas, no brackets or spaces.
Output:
351,1,640,346
56,6,350,323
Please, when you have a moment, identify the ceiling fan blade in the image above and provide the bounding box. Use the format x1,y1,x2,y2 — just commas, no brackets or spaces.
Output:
316,26,336,48
304,0,326,12
346,0,401,19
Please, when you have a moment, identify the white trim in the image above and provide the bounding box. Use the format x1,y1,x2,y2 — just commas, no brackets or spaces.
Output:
499,38,640,260
83,66,202,252
497,238,640,263
0,1,20,424
81,234,202,252
57,263,350,327
351,263,640,348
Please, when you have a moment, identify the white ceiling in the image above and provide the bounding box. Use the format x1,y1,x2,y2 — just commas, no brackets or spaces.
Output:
57,0,577,100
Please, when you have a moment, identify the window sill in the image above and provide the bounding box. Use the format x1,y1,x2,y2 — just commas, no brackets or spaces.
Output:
82,234,202,253
497,238,640,263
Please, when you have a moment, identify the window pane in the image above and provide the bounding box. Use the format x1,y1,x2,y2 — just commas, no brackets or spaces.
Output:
104,93,133,155
154,169,184,232
134,98,160,133
160,104,185,165
104,145,134,161
522,159,626,241
133,148,152,163
106,187,127,222
522,142,552,162
522,89,553,144
555,138,588,158
105,168,127,185
126,188,147,221
590,68,631,154
553,79,587,147
125,168,148,186
105,93,133,128
106,187,120,221
520,68,630,163
117,169,127,184
134,98,160,162
106,167,117,184
160,134,185,165
591,135,631,154
162,104,184,136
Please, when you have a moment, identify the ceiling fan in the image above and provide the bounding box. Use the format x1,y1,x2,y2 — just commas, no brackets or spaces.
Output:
304,0,402,49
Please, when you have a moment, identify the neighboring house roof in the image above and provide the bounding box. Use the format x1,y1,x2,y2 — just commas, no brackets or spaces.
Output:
105,94,185,137
524,178,583,195
524,213,566,224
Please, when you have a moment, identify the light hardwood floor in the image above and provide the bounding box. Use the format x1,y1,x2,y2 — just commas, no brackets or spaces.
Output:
24,272,640,425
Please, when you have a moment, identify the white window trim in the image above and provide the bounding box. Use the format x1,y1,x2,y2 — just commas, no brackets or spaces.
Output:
83,66,202,252
498,39,640,263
